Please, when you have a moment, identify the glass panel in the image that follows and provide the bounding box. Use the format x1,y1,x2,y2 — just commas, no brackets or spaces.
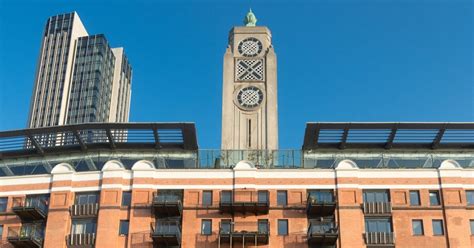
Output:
76,192,99,204
467,191,474,205
277,220,288,235
277,191,287,206
77,195,87,205
410,191,420,206
432,220,444,235
258,220,268,233
429,191,440,206
0,198,7,212
412,220,423,235
121,192,131,207
71,219,97,234
119,220,129,235
258,191,268,203
278,220,288,235
365,218,391,233
376,220,388,232
220,220,231,234
309,190,334,203
363,190,389,203
470,220,474,235
202,191,212,206
0,225,3,239
201,220,211,235
221,191,232,203
364,192,374,203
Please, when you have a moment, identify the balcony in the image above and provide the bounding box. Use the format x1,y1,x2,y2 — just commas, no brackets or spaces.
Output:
219,191,269,215
151,220,182,247
70,203,99,218
7,225,44,248
152,193,183,218
66,233,96,247
12,197,48,221
363,202,392,216
307,221,338,246
365,232,395,247
218,221,269,246
306,194,336,217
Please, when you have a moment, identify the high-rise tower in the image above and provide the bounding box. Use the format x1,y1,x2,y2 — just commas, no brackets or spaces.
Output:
27,12,132,130
221,10,278,150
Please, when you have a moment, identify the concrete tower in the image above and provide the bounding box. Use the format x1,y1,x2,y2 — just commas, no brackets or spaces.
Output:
221,10,278,150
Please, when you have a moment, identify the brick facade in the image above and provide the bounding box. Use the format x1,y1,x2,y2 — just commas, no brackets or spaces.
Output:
0,159,473,248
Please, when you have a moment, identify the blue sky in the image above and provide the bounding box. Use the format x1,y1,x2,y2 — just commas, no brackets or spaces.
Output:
0,0,472,148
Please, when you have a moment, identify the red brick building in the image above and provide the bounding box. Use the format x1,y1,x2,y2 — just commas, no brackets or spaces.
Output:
0,122,473,248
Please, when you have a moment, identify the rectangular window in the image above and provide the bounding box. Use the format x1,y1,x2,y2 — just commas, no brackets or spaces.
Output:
409,191,421,206
202,191,212,206
432,220,444,235
258,191,268,204
429,191,440,206
412,220,424,235
258,219,269,234
365,218,392,233
277,191,287,206
470,220,474,235
363,190,389,203
119,220,129,235
71,219,97,234
220,219,232,234
75,192,99,205
201,220,212,235
0,198,7,212
221,191,232,203
121,191,131,207
277,219,288,236
0,225,3,239
467,191,474,205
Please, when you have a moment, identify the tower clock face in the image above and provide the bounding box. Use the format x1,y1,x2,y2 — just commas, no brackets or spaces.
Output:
236,86,264,109
238,37,263,57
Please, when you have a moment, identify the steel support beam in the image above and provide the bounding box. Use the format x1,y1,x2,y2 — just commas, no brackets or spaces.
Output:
432,127,446,149
26,134,44,155
106,129,116,149
73,130,87,151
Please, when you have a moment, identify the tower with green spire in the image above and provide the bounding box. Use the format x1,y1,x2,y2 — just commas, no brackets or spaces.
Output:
221,10,278,151
243,9,257,26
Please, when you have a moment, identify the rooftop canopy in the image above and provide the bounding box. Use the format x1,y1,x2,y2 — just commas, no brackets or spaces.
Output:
0,122,198,159
303,122,474,150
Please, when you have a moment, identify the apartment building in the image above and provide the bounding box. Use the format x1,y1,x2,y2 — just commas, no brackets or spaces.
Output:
0,122,473,248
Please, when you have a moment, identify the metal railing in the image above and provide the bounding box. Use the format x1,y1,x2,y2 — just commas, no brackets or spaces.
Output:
307,222,338,235
307,193,335,205
7,225,44,243
219,190,269,204
1,149,473,177
151,221,182,239
365,232,395,245
219,221,269,235
153,194,182,204
363,202,392,215
12,197,49,214
67,233,96,246
70,203,99,217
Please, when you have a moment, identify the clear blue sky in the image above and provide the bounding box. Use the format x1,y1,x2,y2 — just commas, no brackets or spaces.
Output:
0,0,472,148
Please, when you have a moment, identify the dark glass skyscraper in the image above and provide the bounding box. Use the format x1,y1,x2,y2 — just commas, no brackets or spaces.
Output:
28,12,132,131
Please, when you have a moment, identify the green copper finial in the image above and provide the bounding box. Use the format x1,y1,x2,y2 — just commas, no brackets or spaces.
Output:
244,8,257,27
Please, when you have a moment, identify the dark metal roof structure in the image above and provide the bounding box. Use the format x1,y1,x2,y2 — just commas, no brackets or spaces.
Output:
303,122,474,150
0,123,198,158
